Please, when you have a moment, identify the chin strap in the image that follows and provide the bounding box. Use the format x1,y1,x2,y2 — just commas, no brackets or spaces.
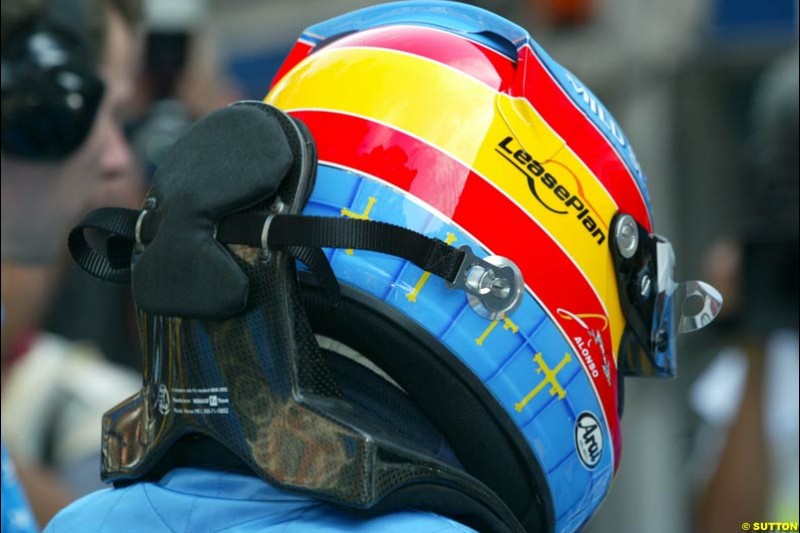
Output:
68,206,522,315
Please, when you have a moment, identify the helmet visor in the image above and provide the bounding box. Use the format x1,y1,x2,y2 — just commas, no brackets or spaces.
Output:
613,216,722,378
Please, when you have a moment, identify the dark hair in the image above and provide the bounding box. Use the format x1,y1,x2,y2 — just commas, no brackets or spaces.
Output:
1,0,109,66
106,0,144,29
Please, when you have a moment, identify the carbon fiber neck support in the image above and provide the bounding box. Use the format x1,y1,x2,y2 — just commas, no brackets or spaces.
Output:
91,102,526,533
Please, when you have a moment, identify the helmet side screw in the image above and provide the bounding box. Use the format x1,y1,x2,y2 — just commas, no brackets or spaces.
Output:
490,276,511,300
639,272,652,299
614,214,639,259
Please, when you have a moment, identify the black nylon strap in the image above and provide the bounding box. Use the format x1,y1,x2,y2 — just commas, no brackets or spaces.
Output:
69,208,466,287
285,245,341,306
266,215,465,282
68,207,139,283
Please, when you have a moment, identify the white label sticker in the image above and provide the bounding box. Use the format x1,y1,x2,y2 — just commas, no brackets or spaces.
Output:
168,387,230,415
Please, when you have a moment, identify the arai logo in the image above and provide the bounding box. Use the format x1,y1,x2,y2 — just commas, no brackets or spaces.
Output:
574,411,603,470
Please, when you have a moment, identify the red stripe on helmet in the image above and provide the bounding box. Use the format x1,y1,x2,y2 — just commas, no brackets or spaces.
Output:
518,46,653,232
292,109,622,469
287,24,652,232
270,41,314,90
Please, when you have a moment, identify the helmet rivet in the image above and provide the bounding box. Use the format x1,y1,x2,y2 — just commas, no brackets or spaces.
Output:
490,276,511,300
271,197,285,214
654,329,669,351
639,273,652,299
453,249,523,320
465,264,492,295
615,214,639,259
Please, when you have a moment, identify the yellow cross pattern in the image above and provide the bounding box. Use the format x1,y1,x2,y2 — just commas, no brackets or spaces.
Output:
515,352,572,412
341,196,377,255
406,232,457,302
475,316,519,346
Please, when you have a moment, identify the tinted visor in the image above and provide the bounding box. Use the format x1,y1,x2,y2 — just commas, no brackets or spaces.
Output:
612,214,722,378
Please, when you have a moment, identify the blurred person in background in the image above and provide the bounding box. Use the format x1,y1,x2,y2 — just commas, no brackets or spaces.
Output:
45,2,722,532
1,0,141,528
691,45,798,531
40,0,241,379
127,0,241,184
39,0,146,378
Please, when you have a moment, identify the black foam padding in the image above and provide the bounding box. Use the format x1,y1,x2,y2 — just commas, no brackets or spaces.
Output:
320,349,463,469
133,105,293,319
301,280,553,533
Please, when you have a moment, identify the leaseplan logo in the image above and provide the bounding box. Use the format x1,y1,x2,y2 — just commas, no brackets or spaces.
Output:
496,136,607,246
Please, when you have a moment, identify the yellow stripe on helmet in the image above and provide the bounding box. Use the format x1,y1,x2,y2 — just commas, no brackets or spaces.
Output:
267,45,626,359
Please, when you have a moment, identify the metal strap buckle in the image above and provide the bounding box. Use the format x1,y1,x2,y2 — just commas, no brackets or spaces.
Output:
447,245,523,320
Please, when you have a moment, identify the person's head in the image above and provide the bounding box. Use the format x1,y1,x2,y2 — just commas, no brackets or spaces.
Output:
71,3,722,532
0,0,136,265
91,0,145,210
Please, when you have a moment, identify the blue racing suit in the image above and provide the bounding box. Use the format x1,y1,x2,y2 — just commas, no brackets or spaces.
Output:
44,467,477,532
2,440,39,533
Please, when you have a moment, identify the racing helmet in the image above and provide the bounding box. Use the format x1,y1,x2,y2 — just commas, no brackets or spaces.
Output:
69,2,722,532
263,2,721,528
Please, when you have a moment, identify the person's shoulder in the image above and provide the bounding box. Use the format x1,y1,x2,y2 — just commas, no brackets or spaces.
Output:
43,486,117,532
43,484,167,533
43,472,479,533
281,506,479,533
356,511,478,532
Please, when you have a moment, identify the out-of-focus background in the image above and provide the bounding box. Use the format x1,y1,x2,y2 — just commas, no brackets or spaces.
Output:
2,0,797,531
